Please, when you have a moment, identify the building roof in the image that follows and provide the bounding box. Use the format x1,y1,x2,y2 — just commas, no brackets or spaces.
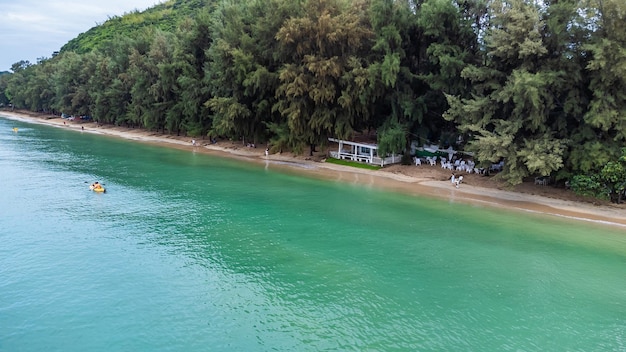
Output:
328,138,378,150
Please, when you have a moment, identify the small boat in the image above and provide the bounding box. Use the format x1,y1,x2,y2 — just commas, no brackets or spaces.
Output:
89,184,106,193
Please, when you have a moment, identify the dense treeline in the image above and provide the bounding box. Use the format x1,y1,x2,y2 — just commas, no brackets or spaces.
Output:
1,0,625,198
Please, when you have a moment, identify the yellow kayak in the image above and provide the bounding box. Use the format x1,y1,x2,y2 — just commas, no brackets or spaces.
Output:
89,185,106,193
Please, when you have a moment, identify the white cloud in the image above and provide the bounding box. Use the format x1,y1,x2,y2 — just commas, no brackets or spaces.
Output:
0,0,165,71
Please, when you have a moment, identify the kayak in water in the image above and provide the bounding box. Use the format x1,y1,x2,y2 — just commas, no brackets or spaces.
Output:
89,182,105,193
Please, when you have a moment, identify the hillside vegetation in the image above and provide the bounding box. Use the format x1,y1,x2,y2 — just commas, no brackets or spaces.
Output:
61,0,213,54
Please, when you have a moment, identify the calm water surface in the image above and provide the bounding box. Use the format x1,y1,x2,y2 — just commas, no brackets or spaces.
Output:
1,116,625,351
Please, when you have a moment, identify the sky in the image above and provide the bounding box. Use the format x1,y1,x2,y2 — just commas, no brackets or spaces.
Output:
0,0,165,72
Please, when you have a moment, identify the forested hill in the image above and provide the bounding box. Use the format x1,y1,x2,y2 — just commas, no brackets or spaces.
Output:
61,0,214,54
1,0,625,201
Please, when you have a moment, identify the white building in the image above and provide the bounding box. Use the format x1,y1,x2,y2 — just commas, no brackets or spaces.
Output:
328,138,402,166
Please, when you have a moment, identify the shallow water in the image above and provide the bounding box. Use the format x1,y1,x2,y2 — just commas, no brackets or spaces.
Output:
1,116,625,351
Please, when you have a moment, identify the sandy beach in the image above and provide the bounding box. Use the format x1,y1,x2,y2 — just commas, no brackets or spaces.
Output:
3,110,625,229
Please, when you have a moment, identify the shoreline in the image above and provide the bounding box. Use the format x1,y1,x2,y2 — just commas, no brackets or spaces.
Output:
3,110,625,230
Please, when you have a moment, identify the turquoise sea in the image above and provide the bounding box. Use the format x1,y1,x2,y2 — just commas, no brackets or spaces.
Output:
1,116,625,351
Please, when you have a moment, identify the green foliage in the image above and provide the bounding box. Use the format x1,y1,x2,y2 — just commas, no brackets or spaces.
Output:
0,74,9,106
570,174,605,199
61,0,214,54
600,160,626,204
444,0,588,185
582,0,626,145
205,97,251,138
517,134,567,177
376,119,406,157
265,121,304,154
572,148,626,203
274,0,374,154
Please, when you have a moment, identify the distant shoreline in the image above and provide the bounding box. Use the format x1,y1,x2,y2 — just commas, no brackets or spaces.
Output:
3,110,625,230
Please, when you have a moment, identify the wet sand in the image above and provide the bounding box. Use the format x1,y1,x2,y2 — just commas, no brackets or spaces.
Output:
3,111,625,229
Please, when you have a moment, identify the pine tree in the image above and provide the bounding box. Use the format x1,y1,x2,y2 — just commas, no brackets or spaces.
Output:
274,0,374,155
444,0,570,185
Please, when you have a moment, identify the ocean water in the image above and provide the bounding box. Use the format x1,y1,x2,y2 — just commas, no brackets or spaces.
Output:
1,116,625,351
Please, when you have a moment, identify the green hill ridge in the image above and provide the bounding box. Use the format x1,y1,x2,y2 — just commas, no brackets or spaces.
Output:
61,0,212,54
